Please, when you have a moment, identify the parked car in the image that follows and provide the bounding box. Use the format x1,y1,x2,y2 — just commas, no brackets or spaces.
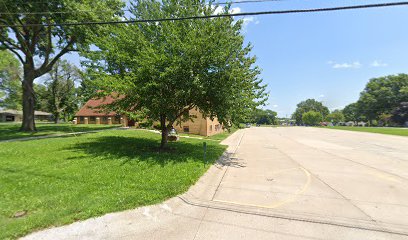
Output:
245,123,251,128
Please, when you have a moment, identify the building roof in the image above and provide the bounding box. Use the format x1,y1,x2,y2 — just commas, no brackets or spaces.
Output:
0,109,52,116
75,95,119,117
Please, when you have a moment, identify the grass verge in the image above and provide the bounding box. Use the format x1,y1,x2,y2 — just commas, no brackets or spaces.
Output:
0,123,120,141
323,126,408,137
0,129,226,239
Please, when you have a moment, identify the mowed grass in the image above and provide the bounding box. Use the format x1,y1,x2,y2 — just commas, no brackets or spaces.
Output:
325,126,408,137
0,123,120,141
0,129,227,239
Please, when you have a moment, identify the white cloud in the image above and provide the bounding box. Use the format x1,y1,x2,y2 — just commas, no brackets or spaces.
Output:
328,61,362,69
318,94,325,98
371,60,388,67
329,106,345,111
213,6,241,14
272,104,278,108
212,6,259,30
230,7,241,14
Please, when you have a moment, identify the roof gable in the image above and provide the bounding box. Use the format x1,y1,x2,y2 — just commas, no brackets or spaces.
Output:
75,95,119,117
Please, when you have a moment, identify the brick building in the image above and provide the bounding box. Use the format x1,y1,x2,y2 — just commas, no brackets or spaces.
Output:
173,107,224,136
75,97,223,136
74,96,132,126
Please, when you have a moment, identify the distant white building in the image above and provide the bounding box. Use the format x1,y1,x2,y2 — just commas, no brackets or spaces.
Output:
357,121,367,127
0,109,52,122
346,121,355,126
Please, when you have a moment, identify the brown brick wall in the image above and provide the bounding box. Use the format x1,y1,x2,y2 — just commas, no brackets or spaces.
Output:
173,108,223,136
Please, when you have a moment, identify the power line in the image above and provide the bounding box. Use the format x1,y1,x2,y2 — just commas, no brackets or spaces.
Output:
0,1,407,28
0,0,285,15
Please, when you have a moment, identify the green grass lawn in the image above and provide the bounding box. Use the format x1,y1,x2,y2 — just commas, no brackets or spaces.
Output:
0,129,226,239
324,126,408,137
0,123,120,141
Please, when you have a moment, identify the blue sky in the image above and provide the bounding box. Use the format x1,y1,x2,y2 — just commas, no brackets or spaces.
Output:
63,0,408,117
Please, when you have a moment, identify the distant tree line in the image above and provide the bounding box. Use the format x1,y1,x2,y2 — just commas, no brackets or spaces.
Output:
292,74,408,126
246,108,278,125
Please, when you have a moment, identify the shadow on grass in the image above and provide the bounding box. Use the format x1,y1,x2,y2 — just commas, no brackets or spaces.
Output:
0,124,120,141
67,136,225,166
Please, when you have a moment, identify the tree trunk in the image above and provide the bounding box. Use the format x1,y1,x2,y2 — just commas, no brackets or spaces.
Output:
54,114,60,124
20,72,37,132
160,115,168,150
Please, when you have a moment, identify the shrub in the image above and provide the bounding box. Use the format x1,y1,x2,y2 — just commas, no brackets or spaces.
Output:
302,111,323,126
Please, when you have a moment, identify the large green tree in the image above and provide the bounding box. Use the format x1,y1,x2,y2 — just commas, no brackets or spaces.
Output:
0,50,21,110
0,0,124,131
391,102,408,126
342,103,362,122
250,109,277,125
325,109,345,124
357,74,408,123
292,99,329,124
44,60,80,123
302,111,322,126
84,0,268,149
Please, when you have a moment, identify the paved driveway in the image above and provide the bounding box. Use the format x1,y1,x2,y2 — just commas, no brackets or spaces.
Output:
23,127,408,240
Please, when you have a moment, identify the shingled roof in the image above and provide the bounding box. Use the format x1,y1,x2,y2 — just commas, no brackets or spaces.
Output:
75,95,119,117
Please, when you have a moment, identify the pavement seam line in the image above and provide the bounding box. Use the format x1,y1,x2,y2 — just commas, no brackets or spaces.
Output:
178,196,408,237
273,142,379,224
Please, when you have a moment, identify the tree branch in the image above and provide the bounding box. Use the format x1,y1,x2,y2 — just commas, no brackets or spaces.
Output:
42,23,52,68
6,47,24,63
0,34,22,51
36,36,76,78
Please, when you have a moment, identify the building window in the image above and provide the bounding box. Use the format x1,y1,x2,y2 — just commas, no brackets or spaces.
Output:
6,115,15,121
115,115,121,122
80,117,84,122
183,126,189,133
90,116,96,122
209,125,213,131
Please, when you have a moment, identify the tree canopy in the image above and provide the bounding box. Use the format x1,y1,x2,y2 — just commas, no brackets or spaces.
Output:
84,0,268,148
391,102,408,125
325,109,345,124
356,74,408,123
341,74,408,126
43,60,81,123
0,0,124,131
248,109,277,125
292,99,329,124
302,111,322,126
0,50,21,110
